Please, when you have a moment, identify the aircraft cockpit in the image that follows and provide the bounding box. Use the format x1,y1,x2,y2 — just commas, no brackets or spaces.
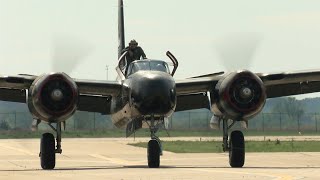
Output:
126,60,170,76
116,51,178,80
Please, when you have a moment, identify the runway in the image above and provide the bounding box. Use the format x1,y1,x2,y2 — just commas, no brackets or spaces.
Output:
0,138,319,180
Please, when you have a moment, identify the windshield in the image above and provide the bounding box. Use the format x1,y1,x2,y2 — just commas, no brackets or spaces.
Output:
127,60,170,76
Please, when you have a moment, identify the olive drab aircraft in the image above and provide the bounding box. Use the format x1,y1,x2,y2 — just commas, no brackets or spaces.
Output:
1,0,320,169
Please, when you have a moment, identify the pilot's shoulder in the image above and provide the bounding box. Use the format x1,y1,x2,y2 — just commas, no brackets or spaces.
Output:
137,46,144,50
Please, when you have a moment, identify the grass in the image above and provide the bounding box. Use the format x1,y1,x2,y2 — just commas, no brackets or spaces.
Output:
0,130,125,139
129,140,320,153
0,129,319,139
128,129,320,137
1,129,320,153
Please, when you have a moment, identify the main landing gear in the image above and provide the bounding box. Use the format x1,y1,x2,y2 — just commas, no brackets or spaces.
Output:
222,119,245,167
39,122,63,169
146,116,162,168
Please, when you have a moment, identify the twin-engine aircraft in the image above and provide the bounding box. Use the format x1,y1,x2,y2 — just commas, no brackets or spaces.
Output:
1,0,320,169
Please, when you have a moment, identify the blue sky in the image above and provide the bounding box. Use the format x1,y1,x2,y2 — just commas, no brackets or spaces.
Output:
1,0,320,98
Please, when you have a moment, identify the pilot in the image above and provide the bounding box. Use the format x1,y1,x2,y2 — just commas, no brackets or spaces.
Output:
122,39,147,65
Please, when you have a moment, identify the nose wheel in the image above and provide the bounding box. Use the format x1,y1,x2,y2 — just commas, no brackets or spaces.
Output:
147,139,160,168
146,115,163,168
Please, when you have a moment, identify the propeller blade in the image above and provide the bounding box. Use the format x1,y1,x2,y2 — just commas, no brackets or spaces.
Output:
51,35,93,74
214,32,262,71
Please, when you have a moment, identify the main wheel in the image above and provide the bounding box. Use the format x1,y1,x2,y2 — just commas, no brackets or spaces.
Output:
40,133,56,169
147,139,160,168
229,130,245,168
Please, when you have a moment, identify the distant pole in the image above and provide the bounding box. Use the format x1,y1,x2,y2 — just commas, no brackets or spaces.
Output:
106,65,109,80
14,112,16,129
93,113,96,130
262,113,265,132
189,112,191,130
315,113,318,132
279,113,282,131
207,111,210,130
298,116,300,132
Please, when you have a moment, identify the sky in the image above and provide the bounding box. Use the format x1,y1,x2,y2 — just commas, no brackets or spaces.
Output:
1,0,320,98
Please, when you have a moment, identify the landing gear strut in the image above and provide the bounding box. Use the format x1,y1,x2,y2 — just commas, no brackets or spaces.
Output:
222,119,245,168
147,116,162,168
39,122,63,169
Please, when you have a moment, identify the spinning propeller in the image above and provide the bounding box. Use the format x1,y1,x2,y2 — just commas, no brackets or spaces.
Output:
50,34,93,74
214,32,262,71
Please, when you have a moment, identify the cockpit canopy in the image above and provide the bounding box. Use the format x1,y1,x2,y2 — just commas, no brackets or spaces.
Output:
127,60,170,76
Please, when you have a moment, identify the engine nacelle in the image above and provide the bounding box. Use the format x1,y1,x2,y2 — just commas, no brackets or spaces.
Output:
27,72,78,123
212,70,266,120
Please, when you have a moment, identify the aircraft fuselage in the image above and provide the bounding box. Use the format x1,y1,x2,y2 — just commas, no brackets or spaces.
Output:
110,70,176,129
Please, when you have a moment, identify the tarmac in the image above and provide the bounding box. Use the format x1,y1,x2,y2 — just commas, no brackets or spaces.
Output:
0,137,319,180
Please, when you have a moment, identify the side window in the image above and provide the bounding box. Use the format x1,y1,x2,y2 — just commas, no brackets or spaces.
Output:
126,63,134,76
131,64,139,74
127,62,148,76
164,63,171,74
154,63,167,72
150,61,170,73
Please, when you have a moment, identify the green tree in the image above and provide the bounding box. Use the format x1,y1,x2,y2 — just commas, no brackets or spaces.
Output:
74,111,93,130
0,120,11,130
271,97,305,121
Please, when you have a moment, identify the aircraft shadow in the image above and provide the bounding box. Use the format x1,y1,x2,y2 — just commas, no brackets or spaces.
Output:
0,165,319,172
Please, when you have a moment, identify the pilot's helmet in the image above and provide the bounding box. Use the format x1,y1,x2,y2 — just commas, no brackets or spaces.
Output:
129,39,138,46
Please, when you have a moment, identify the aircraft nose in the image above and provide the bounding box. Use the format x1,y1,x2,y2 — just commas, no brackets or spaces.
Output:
131,73,176,116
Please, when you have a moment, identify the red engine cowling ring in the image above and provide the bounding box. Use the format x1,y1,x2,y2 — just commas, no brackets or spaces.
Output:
216,70,266,120
27,72,78,122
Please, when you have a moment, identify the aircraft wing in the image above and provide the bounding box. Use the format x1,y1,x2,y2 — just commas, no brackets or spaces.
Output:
259,70,320,98
175,69,320,111
0,75,122,114
175,76,220,111
76,79,122,114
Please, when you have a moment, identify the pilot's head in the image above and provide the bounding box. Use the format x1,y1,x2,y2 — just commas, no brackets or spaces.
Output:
129,39,138,49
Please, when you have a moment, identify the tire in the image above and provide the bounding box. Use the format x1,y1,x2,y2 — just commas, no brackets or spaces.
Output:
229,130,245,168
40,133,56,169
147,139,160,168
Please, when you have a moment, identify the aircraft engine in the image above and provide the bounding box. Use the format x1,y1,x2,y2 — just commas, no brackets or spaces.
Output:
213,70,266,120
27,72,78,123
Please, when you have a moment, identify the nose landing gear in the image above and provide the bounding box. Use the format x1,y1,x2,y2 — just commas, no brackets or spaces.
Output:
148,139,161,168
146,115,163,168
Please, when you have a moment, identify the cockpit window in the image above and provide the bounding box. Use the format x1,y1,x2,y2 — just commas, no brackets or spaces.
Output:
127,60,170,76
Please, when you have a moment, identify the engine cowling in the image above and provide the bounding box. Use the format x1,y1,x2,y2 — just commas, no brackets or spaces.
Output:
212,70,266,120
27,72,78,123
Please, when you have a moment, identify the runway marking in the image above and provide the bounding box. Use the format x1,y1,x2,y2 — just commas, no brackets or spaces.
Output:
89,154,142,165
0,144,36,156
7,161,27,169
0,159,114,163
190,168,293,180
